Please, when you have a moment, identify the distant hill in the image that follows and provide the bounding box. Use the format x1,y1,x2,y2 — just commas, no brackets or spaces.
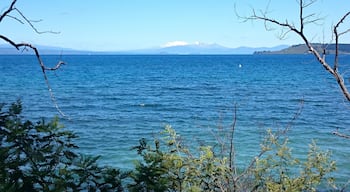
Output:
254,43,350,54
0,43,289,55
0,44,93,55
117,44,289,55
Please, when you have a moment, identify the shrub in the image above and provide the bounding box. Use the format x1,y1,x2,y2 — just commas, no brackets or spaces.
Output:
0,100,126,192
130,126,337,192
128,125,231,192
251,129,336,191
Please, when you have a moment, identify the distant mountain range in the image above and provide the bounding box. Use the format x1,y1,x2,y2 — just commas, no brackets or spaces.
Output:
120,43,289,55
2,43,350,55
0,44,93,55
0,43,289,55
254,43,350,54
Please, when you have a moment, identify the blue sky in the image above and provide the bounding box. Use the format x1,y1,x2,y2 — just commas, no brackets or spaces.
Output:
1,0,349,51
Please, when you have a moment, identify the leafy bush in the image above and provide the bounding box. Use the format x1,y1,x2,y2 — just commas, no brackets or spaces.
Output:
0,100,126,192
129,126,337,192
128,125,231,192
252,130,336,191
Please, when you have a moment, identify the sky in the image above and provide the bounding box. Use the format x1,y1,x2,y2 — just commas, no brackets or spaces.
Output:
1,0,349,51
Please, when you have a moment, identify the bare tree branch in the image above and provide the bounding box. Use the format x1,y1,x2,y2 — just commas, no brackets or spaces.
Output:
300,0,317,8
334,11,350,71
229,103,237,172
0,0,17,22
0,35,66,116
0,0,66,117
5,14,24,24
240,0,350,101
332,129,350,139
12,8,60,34
0,34,18,48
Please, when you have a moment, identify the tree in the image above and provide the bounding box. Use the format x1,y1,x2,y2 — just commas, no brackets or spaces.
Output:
239,0,350,102
0,0,66,116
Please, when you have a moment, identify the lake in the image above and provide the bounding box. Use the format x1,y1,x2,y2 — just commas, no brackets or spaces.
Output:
1,54,349,183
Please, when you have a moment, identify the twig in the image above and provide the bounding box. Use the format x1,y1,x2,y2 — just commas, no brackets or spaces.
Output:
229,103,237,173
333,11,350,71
332,129,350,139
13,8,60,34
280,97,304,135
17,43,66,117
0,36,66,117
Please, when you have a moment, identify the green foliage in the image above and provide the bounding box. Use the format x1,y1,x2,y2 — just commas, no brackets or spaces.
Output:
62,154,127,192
252,129,336,192
129,125,231,192
130,127,337,192
0,100,126,192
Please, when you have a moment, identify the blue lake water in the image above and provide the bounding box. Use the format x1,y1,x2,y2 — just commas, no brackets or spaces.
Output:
1,54,350,183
